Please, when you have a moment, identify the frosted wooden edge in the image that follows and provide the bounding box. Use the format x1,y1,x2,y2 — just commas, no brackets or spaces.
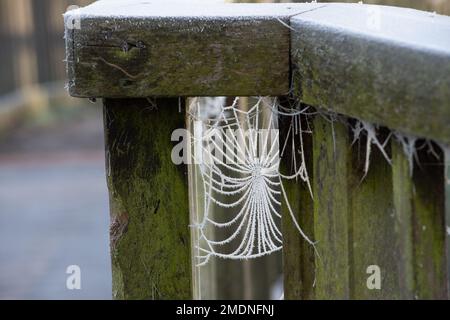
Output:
291,3,450,145
64,0,326,19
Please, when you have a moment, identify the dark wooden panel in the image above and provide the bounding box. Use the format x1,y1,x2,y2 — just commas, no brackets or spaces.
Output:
311,116,351,299
104,98,192,299
283,114,448,299
281,113,316,300
65,2,325,98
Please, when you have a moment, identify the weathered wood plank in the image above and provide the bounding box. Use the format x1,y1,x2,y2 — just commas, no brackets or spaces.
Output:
289,4,449,298
446,147,450,297
443,148,450,299
283,111,448,299
291,4,450,145
311,115,351,299
281,112,315,300
104,98,192,299
350,131,406,299
346,130,447,299
64,1,450,300
391,140,415,298
64,1,324,98
409,142,447,299
187,120,218,300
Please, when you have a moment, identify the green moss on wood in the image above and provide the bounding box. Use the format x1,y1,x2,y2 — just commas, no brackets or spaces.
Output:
104,98,191,300
292,24,450,145
349,130,403,299
281,113,316,300
311,116,351,299
283,112,448,299
410,143,447,299
391,140,415,297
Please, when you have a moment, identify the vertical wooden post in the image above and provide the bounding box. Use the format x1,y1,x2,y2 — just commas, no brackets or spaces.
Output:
0,0,39,94
280,113,316,300
0,1,13,94
6,0,38,89
349,131,409,299
281,115,352,300
445,147,450,297
104,98,192,300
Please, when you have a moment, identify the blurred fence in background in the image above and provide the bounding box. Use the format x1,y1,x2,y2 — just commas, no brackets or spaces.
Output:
0,0,93,94
0,0,94,134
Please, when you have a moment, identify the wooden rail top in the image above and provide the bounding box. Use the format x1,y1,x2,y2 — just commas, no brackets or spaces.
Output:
65,1,450,144
64,1,325,98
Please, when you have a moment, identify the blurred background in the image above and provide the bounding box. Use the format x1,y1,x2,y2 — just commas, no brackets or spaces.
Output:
0,0,108,299
0,0,448,300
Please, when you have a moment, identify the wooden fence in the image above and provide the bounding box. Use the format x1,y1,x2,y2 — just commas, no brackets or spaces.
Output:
0,0,94,95
65,1,450,299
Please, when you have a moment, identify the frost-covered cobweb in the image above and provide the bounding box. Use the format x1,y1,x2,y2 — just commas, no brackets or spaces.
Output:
188,97,317,267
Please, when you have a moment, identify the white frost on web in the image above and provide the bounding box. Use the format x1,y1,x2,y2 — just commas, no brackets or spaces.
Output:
188,97,317,267
352,120,392,181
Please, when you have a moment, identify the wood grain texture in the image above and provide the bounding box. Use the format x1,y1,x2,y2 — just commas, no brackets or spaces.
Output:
64,1,450,299
349,130,404,299
283,113,448,299
281,113,315,300
104,98,192,299
409,143,447,299
311,116,351,299
64,2,325,98
291,4,450,145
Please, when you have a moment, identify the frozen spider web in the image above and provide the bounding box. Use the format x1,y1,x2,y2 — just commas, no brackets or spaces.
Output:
188,97,317,267
187,95,444,270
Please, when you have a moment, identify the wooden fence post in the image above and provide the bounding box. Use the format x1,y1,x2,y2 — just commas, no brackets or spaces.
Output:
404,142,447,299
104,98,192,299
284,4,450,299
65,1,450,300
349,130,409,299
281,114,353,300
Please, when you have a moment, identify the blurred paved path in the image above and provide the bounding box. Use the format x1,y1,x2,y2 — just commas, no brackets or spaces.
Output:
0,105,112,299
